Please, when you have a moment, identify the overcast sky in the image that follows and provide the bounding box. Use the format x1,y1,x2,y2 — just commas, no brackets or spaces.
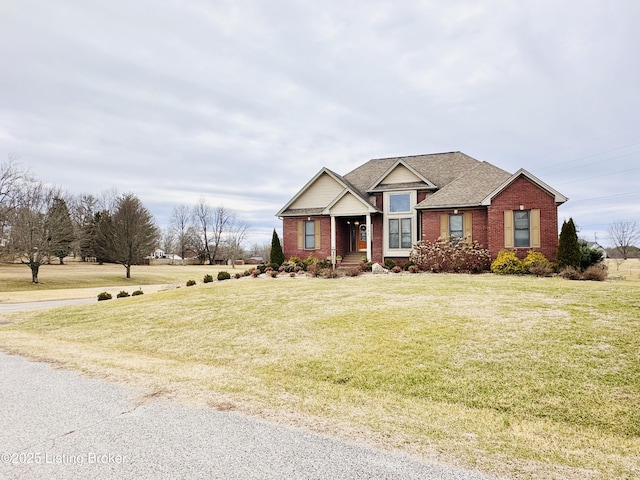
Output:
2,0,639,248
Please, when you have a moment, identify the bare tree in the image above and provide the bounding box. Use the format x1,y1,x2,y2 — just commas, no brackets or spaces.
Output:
69,193,99,261
170,204,195,260
5,180,65,283
95,193,159,278
609,220,640,260
225,217,250,268
191,198,214,264
0,156,29,249
160,226,176,256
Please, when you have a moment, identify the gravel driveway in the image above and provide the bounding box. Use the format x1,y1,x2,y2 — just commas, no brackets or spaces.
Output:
0,352,499,480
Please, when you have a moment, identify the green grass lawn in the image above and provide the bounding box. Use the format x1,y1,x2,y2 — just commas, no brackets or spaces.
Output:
1,269,639,479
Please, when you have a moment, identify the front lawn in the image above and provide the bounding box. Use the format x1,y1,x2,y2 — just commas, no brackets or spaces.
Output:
1,272,638,479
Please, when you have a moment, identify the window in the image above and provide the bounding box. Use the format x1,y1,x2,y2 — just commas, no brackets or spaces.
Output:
384,191,416,255
389,218,412,249
449,214,463,240
304,220,315,249
389,194,411,212
514,210,530,247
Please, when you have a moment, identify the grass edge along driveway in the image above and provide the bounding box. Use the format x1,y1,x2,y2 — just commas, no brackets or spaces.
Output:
1,273,639,480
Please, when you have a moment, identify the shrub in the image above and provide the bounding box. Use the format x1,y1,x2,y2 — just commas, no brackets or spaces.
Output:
217,271,231,281
289,272,296,277
97,291,112,301
186,279,196,286
344,267,362,277
582,263,608,281
317,258,332,269
384,259,396,270
360,261,373,272
132,290,144,296
490,250,525,275
412,239,491,273
268,270,278,278
320,268,339,279
402,260,416,271
580,241,605,270
557,218,581,269
203,274,214,283
408,264,420,273
117,290,130,298
559,266,581,280
522,250,554,276
234,273,242,279
391,266,402,273
251,269,261,278
270,229,285,266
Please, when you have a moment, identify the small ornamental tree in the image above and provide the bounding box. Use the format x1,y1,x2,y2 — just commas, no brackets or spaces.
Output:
270,229,285,266
557,218,581,270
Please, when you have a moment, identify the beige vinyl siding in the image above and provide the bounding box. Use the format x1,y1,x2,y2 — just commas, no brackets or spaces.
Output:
381,165,421,184
290,173,344,209
330,193,369,215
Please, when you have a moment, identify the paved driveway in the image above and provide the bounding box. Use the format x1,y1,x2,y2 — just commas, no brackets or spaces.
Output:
0,352,498,480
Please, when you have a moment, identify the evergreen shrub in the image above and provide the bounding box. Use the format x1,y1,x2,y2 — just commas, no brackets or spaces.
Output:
97,292,112,301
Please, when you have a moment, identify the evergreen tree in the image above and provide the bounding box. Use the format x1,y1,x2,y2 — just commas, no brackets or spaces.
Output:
270,229,285,266
95,193,159,278
557,218,581,269
47,197,75,264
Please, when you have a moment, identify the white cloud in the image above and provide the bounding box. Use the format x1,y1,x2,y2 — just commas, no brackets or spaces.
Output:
1,0,639,246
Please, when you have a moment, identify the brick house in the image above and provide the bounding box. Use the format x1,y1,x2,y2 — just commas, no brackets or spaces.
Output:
276,152,567,265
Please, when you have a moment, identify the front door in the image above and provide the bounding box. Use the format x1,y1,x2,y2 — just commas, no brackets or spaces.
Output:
357,224,367,251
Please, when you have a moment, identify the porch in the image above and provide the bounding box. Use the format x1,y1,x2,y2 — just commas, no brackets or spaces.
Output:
331,215,372,266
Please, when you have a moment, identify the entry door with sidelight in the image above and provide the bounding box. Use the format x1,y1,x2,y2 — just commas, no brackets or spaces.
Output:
357,224,367,251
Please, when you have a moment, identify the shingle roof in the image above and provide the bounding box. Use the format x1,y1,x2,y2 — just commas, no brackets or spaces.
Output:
416,161,512,209
277,151,528,216
343,151,481,194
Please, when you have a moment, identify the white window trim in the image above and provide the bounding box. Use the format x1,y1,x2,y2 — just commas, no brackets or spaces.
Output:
383,191,416,257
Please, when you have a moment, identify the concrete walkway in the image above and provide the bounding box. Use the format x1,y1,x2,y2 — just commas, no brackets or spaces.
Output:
0,352,498,480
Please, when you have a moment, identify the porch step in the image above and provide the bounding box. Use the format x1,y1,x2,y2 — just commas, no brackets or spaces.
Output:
339,253,365,265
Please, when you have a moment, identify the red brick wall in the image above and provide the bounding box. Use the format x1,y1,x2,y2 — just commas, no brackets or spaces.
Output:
282,216,333,261
487,176,559,261
420,209,488,248
371,214,384,263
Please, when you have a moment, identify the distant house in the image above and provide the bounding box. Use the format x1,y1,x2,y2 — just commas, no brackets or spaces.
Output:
276,152,568,265
580,240,607,259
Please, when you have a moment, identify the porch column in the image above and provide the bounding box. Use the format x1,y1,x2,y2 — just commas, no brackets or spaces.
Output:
331,215,337,266
366,214,372,262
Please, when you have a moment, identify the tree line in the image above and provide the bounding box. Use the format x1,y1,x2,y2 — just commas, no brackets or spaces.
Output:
0,158,252,282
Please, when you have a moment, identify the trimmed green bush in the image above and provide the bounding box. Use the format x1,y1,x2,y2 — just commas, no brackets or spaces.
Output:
186,279,196,286
132,290,144,296
203,274,214,283
217,271,231,281
117,290,130,298
97,292,112,301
